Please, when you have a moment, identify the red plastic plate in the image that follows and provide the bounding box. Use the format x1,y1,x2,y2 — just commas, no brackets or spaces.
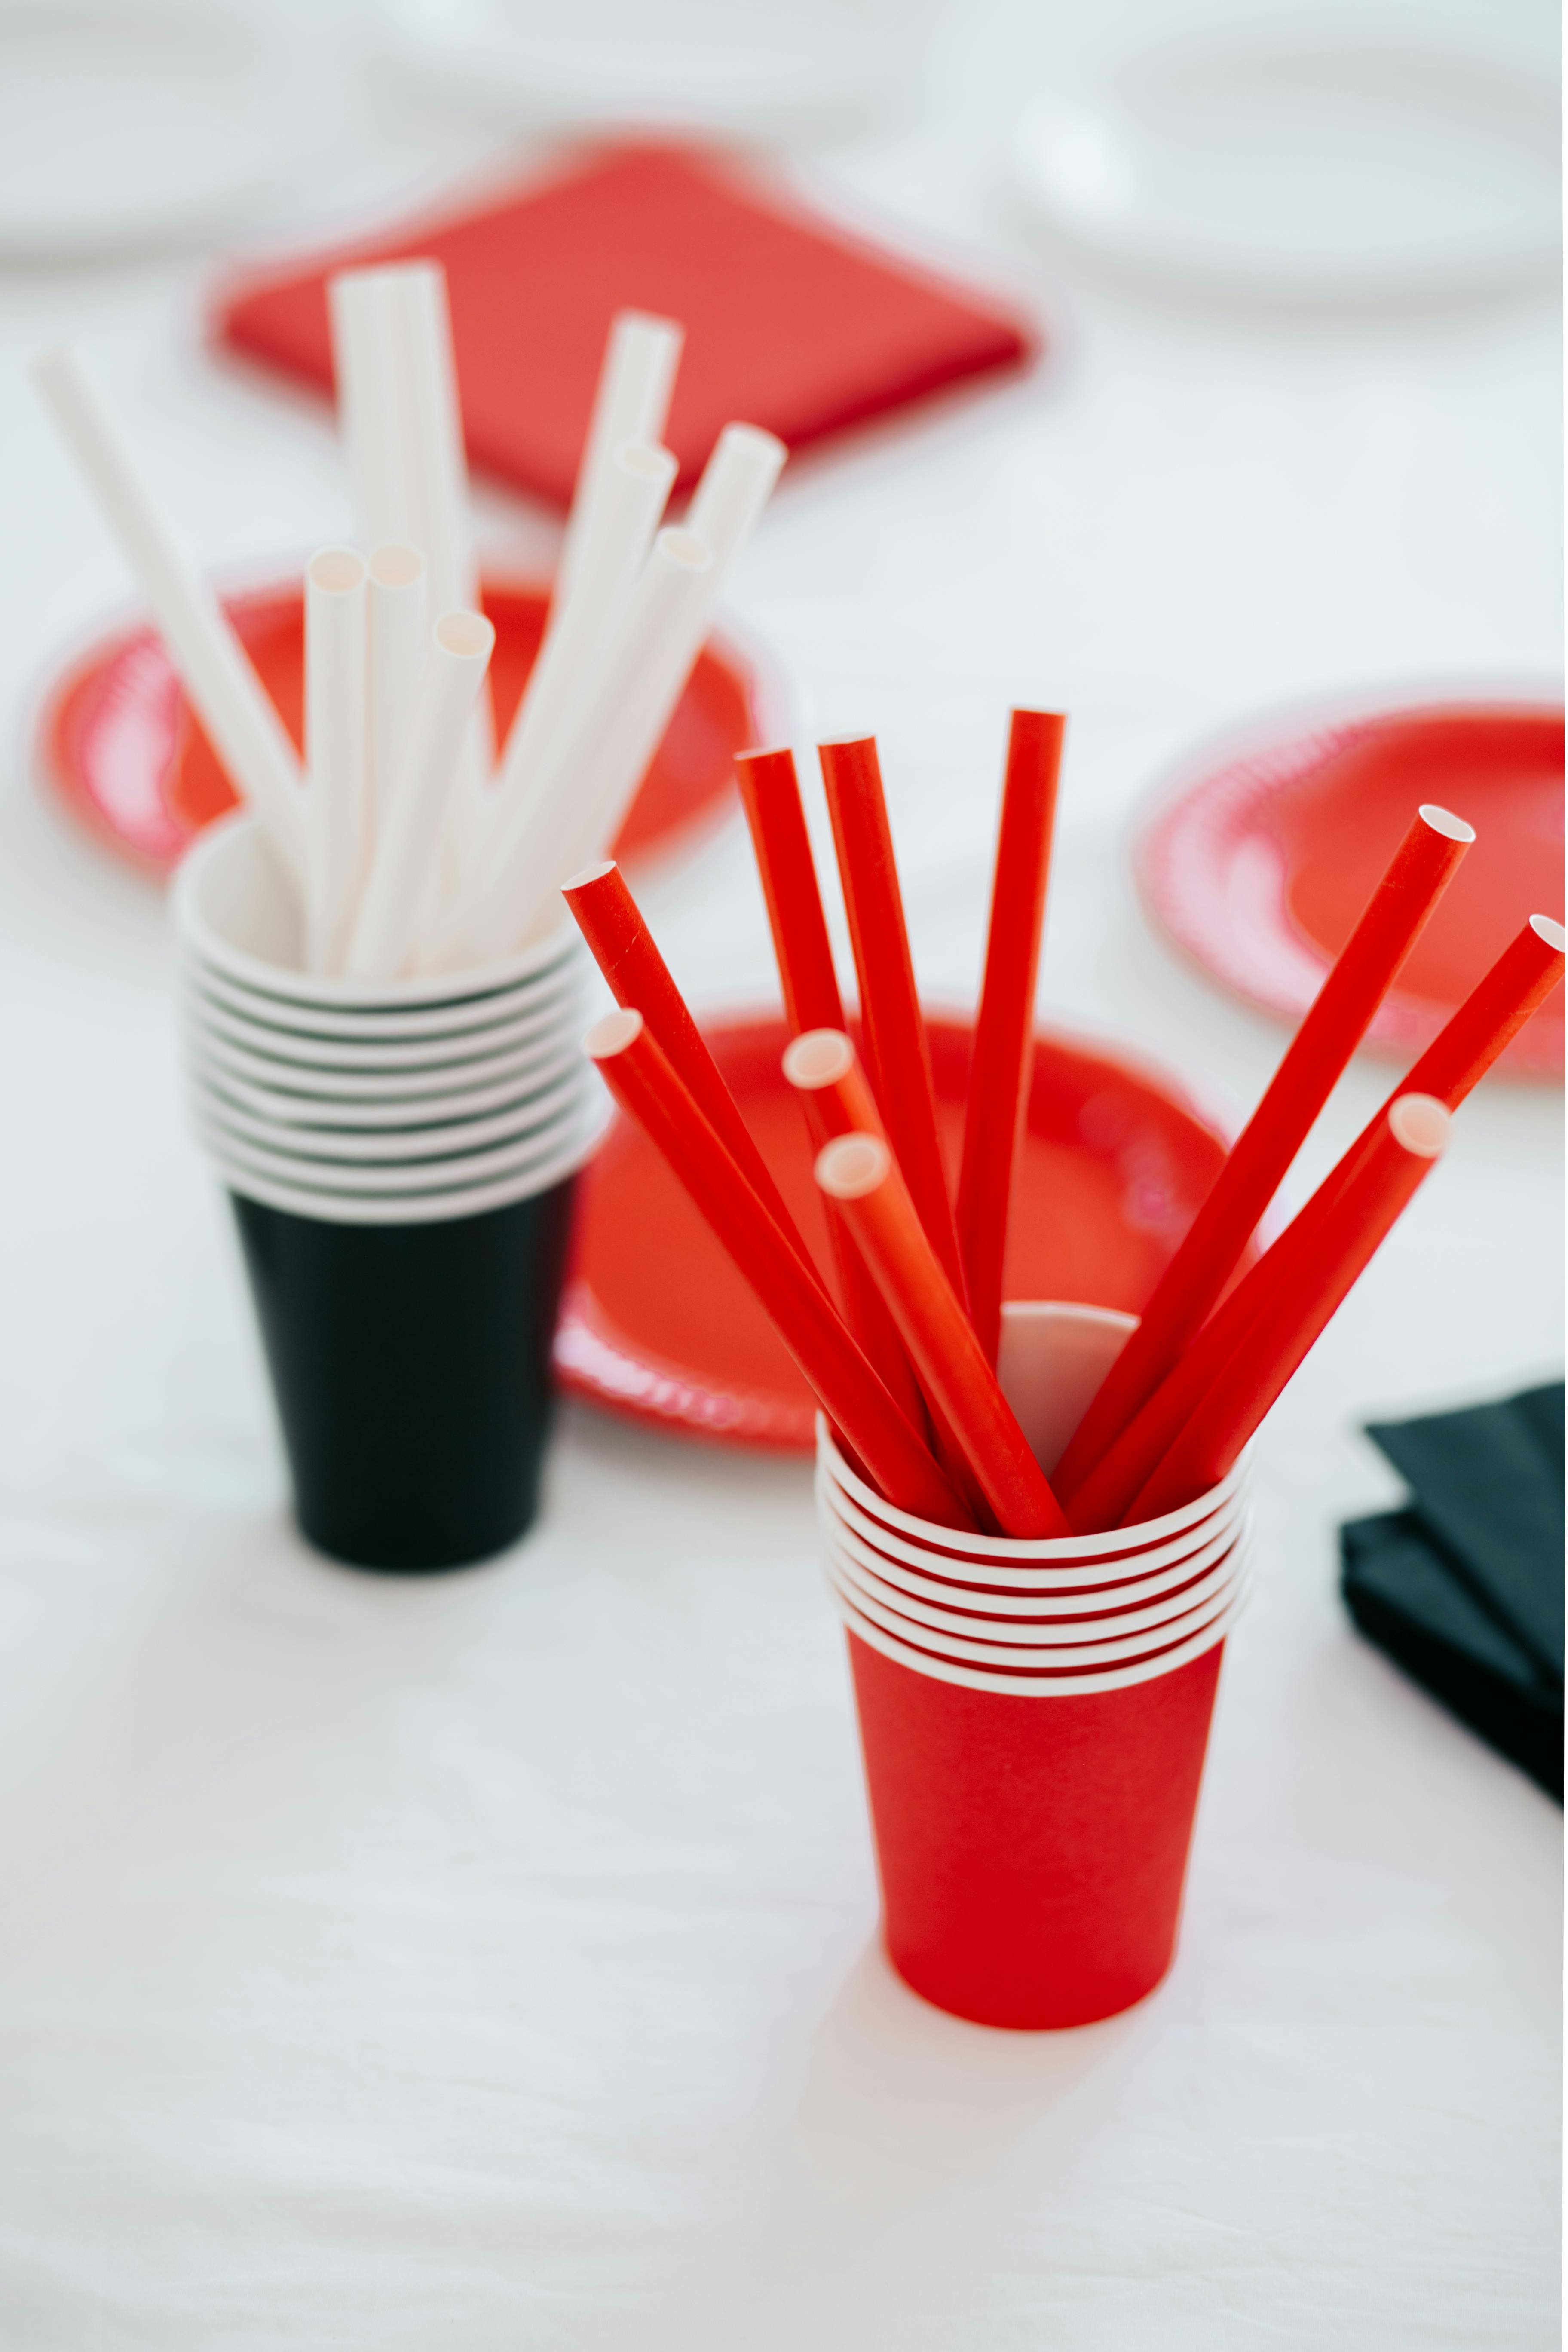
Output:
1137,700,1564,1077
34,573,785,880
554,1010,1259,1449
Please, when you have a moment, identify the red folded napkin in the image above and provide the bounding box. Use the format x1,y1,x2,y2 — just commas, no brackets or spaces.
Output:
214,142,1039,508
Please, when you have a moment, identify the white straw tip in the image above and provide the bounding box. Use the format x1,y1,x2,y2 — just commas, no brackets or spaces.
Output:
1418,803,1476,844
435,610,495,660
614,441,679,486
613,309,684,343
308,548,366,594
369,544,424,588
783,1030,855,1091
585,1006,643,1062
1530,913,1567,953
656,527,713,573
815,1132,890,1199
1387,1093,1450,1157
715,421,787,464
562,861,616,894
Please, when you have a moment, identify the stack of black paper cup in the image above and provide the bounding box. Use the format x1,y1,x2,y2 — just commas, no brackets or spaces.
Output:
175,812,607,1572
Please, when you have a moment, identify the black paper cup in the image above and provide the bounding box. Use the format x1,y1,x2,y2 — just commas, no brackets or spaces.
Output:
176,814,607,1570
230,1177,579,1571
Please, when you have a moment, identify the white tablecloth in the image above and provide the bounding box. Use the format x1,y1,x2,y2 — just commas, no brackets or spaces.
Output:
0,9,1560,2343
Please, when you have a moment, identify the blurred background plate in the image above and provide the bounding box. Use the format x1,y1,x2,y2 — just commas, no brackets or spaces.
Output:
554,1009,1266,1449
1136,697,1565,1077
33,572,789,881
385,0,928,138
1011,25,1561,305
0,2,307,257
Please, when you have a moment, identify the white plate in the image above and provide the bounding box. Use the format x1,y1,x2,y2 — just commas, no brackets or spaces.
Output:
0,5,304,256
385,0,923,138
1011,28,1560,304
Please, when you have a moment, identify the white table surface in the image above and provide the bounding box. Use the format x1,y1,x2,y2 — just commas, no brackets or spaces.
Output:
0,6,1560,2343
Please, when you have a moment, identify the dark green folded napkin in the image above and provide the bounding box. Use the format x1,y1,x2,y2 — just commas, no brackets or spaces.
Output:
1341,1382,1564,1801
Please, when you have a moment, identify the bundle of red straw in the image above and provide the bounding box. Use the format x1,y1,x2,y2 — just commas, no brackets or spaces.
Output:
563,716,1560,1536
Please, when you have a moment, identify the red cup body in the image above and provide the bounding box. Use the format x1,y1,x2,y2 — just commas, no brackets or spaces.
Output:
847,1629,1224,2029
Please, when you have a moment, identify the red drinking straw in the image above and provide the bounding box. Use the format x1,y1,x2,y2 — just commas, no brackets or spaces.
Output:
730,761,929,1427
779,1028,930,1435
1053,804,1474,1501
785,1030,998,1529
585,1011,973,1532
735,747,845,1034
1067,912,1567,1534
564,860,824,1291
1126,1096,1451,1525
817,1133,1071,1539
957,710,1066,1366
818,737,969,1308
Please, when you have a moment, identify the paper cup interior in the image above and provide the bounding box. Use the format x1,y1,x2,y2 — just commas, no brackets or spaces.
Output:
176,812,576,1007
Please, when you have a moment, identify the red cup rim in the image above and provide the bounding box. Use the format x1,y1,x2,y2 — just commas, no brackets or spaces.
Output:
821,1491,1247,1622
828,1574,1248,1697
818,1415,1247,1559
816,1446,1248,1582
823,1537,1243,1666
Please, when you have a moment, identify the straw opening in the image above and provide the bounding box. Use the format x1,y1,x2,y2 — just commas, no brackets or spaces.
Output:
585,1006,643,1060
309,548,366,595
369,544,423,587
783,1029,855,1090
1387,1092,1450,1155
1417,803,1476,844
435,611,494,659
817,1133,891,1198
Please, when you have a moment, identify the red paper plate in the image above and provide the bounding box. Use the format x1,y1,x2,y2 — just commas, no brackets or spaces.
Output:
1137,699,1564,1078
554,1010,1260,1449
33,573,786,880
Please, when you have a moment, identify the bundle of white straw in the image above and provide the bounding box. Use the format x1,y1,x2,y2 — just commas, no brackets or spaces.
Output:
36,289,786,983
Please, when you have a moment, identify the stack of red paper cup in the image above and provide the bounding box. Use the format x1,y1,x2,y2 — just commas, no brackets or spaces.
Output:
816,1301,1251,2031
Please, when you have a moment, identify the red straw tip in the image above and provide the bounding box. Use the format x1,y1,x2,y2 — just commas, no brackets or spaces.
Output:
1417,803,1476,844
735,744,792,766
561,860,617,894
818,733,876,753
1387,1093,1450,1156
1531,914,1567,953
783,1029,855,1091
815,1132,890,1199
584,1006,644,1061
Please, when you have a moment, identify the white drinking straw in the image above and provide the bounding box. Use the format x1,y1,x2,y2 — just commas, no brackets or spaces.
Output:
304,549,369,975
432,529,716,969
463,441,677,893
328,271,404,551
552,311,684,618
382,264,481,625
328,264,490,782
346,610,496,982
685,423,787,572
367,545,426,836
33,345,308,884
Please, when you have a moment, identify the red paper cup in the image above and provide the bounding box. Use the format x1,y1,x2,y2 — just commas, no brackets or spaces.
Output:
822,1300,1247,2028
845,1626,1226,2029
